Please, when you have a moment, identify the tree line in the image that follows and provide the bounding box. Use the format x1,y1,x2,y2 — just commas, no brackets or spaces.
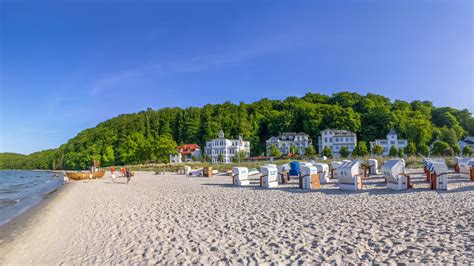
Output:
1,92,473,170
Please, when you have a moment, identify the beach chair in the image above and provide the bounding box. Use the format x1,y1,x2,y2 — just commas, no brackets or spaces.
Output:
337,160,362,191
458,157,473,175
314,163,329,184
299,164,320,189
277,164,290,183
259,165,278,188
330,161,342,179
428,162,449,190
232,167,250,186
184,165,191,176
382,159,411,190
368,159,379,175
454,157,462,173
289,161,300,180
470,161,474,181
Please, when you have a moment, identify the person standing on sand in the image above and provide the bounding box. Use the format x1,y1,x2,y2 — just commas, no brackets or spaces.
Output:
126,168,131,184
111,166,115,175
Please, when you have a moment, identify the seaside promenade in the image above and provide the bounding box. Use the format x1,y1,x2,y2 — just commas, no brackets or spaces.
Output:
0,171,472,264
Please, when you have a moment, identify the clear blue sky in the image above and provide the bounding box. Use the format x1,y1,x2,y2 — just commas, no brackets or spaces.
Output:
1,0,472,154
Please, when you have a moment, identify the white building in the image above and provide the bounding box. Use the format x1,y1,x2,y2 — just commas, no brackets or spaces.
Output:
318,129,357,155
459,136,474,153
266,132,312,156
370,129,408,155
205,130,250,164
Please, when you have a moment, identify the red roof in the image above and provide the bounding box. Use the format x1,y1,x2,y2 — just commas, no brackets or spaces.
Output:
177,144,200,155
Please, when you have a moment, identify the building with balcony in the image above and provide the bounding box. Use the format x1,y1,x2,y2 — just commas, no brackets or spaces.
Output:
369,129,408,155
266,132,312,156
205,130,250,164
318,129,357,156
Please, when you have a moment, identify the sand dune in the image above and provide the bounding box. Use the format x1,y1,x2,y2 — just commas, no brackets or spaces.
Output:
1,170,473,264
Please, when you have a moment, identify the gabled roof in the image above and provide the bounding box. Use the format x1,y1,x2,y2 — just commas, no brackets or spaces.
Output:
387,129,397,136
177,144,200,155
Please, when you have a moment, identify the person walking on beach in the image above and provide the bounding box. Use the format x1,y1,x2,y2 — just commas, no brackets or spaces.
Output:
111,166,115,175
126,168,131,184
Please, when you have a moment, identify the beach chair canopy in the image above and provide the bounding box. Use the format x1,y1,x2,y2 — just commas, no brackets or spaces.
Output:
314,163,329,174
430,162,448,176
260,165,278,176
337,160,360,179
278,164,290,172
331,161,342,169
290,161,300,170
232,167,248,176
265,164,277,168
368,159,378,167
300,164,318,177
382,159,405,180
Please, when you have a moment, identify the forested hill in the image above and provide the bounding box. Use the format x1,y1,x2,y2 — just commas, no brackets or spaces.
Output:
1,92,473,170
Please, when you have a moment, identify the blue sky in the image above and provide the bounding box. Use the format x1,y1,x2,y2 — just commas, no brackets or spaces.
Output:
1,0,472,154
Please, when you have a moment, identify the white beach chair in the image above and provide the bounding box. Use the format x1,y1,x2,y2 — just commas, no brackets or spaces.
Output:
330,161,342,179
299,164,320,189
368,159,379,175
232,167,250,186
429,162,449,190
184,165,191,176
259,165,278,188
337,160,362,191
314,163,329,184
458,157,473,175
382,159,411,190
277,164,290,183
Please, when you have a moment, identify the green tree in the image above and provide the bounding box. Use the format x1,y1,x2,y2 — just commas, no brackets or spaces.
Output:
452,144,460,155
404,142,417,156
235,150,247,163
462,146,472,156
389,145,398,157
322,146,332,158
268,145,282,157
305,146,316,157
339,146,350,158
372,145,384,156
289,145,299,154
217,153,224,163
354,142,369,157
431,141,451,156
417,144,430,156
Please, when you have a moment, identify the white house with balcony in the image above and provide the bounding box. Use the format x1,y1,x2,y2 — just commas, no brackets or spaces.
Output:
318,129,357,156
205,130,251,164
370,129,408,155
266,132,312,156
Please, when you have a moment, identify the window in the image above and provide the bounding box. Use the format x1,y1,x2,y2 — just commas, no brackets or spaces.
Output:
390,141,395,145
325,137,328,142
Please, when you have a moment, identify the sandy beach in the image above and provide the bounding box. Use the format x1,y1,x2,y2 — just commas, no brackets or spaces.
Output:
0,170,473,264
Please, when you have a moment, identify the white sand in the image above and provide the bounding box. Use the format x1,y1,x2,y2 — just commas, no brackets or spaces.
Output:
0,170,473,264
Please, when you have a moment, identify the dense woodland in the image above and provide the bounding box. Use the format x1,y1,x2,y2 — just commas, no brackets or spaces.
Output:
1,92,473,170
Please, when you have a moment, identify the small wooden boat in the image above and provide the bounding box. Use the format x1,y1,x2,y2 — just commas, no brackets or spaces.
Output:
65,170,106,180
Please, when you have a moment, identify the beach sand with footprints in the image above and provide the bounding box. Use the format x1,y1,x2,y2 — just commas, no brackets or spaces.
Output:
1,170,473,264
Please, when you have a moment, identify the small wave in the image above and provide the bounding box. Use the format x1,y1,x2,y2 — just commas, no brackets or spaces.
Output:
0,198,21,209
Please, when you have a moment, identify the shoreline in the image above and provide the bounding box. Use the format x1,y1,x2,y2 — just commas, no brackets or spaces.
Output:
0,181,70,249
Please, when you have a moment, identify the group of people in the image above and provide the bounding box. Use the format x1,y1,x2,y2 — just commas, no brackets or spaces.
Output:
111,166,132,184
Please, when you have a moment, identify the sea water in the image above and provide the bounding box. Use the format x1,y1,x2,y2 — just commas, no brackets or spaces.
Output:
0,170,63,226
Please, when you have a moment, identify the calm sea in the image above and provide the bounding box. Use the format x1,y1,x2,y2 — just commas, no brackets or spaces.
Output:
0,170,63,226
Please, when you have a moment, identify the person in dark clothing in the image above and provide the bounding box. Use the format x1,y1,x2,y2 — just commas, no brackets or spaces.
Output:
126,168,131,184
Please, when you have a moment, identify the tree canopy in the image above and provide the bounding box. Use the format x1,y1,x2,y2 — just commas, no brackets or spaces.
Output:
1,91,473,169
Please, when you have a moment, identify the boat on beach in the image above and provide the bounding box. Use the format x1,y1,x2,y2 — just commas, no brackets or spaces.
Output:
65,170,106,180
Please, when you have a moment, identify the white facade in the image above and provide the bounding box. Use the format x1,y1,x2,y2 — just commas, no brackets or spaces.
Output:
266,132,312,156
205,130,250,164
370,129,408,156
318,129,357,155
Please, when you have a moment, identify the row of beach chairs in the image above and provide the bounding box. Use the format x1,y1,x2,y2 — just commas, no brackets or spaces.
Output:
230,157,474,191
